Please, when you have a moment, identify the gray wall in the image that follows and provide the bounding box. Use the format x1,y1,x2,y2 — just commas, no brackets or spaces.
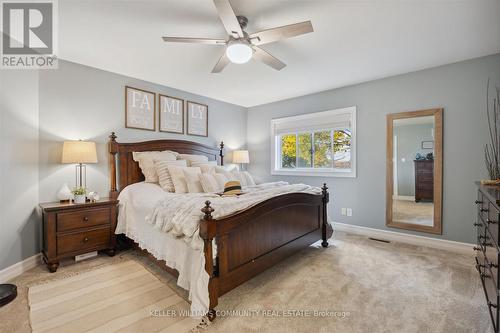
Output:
394,123,434,196
247,53,500,243
0,70,40,271
38,60,247,202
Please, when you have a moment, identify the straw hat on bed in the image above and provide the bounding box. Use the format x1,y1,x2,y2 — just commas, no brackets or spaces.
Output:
222,180,243,196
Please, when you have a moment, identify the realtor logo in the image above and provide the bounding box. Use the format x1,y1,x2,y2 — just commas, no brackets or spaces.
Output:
1,0,58,69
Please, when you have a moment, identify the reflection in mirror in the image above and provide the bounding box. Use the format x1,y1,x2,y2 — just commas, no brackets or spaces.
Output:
393,116,434,226
386,109,442,234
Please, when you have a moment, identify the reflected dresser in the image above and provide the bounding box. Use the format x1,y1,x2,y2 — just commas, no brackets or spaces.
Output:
414,160,434,202
475,182,500,332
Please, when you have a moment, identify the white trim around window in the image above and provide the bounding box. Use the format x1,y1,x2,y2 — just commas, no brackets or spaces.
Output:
270,106,357,178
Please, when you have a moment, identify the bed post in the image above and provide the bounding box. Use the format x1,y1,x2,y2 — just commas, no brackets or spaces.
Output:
321,183,330,248
200,201,218,320
219,141,224,166
109,132,118,199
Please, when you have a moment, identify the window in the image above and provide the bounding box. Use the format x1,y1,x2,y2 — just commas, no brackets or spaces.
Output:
271,107,356,177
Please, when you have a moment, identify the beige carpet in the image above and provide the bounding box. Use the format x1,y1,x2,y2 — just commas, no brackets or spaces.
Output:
393,199,434,226
27,261,200,333
0,231,493,333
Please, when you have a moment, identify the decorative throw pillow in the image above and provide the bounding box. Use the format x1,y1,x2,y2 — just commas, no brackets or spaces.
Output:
191,161,218,174
178,154,209,166
184,170,204,193
133,150,178,183
230,171,248,186
155,160,188,192
199,173,228,193
241,171,256,186
214,166,238,181
218,171,256,187
167,166,201,193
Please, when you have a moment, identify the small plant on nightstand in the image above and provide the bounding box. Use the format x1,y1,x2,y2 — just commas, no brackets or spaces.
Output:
72,187,86,204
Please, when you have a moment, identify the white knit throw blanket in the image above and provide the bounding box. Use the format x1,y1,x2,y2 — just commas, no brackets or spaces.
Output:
146,182,321,250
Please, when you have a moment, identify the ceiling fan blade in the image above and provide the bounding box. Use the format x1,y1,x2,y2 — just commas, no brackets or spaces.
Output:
249,21,313,46
162,37,226,45
212,52,231,73
252,47,286,71
213,0,243,38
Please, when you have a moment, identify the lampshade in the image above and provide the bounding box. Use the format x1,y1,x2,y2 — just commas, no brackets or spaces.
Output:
62,141,98,164
232,150,250,164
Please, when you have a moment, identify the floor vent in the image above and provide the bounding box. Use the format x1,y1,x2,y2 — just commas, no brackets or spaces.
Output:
369,237,391,243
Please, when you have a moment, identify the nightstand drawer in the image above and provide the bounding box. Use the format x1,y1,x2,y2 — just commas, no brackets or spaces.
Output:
57,207,110,232
57,228,111,255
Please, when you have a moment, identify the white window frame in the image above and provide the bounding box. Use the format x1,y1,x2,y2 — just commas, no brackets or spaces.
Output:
270,106,357,178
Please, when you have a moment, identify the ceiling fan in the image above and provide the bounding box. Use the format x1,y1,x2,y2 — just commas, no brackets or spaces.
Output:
162,0,314,73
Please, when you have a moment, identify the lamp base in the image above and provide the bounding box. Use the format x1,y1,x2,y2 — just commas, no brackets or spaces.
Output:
0,284,17,307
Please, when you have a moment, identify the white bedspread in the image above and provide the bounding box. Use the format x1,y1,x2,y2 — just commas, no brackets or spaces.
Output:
116,181,320,316
147,182,320,250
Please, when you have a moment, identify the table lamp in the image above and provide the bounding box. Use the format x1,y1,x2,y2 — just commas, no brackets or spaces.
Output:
62,140,98,189
233,150,249,171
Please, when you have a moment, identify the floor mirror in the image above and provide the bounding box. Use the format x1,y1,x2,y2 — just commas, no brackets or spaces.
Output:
386,108,443,234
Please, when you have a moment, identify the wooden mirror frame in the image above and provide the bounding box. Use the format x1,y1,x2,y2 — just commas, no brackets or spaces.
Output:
386,108,443,234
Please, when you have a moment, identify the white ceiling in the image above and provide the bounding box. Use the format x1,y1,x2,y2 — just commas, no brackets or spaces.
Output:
59,0,500,107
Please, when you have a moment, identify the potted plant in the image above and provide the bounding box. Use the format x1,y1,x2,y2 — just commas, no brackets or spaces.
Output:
484,79,500,185
72,187,87,204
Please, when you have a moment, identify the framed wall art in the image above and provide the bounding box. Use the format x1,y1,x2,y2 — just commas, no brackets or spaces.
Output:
125,86,156,131
187,101,208,137
159,94,184,134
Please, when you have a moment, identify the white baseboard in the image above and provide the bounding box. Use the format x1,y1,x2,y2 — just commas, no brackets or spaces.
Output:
0,253,42,283
332,222,474,255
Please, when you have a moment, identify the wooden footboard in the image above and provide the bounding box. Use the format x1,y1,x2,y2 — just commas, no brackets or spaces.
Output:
200,184,332,315
108,133,332,320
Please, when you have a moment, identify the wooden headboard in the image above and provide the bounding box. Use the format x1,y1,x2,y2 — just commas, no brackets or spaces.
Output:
108,132,224,198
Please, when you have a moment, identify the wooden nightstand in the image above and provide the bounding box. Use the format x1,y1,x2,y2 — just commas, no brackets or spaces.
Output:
39,198,119,272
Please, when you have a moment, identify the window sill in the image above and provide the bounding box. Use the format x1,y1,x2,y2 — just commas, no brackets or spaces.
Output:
271,169,356,178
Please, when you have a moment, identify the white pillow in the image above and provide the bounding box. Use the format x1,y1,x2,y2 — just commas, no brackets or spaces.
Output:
184,170,204,193
133,151,178,183
178,154,209,166
167,166,201,193
216,165,237,172
218,171,256,187
191,161,217,174
241,171,256,186
199,173,228,193
215,167,238,182
155,160,188,192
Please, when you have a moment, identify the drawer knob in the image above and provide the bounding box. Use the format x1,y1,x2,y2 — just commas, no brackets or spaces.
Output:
83,216,89,222
487,219,497,225
488,301,498,309
474,223,481,227
474,246,481,251
476,200,483,204
83,237,89,243
490,262,498,269
481,208,489,213
482,242,493,247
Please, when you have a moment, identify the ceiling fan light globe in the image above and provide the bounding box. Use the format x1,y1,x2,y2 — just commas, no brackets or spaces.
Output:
226,41,253,64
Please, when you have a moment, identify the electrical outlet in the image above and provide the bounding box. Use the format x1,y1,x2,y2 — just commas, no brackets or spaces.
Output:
341,208,347,216
347,208,353,217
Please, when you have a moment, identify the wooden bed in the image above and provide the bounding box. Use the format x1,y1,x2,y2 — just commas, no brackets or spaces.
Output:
108,132,333,319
